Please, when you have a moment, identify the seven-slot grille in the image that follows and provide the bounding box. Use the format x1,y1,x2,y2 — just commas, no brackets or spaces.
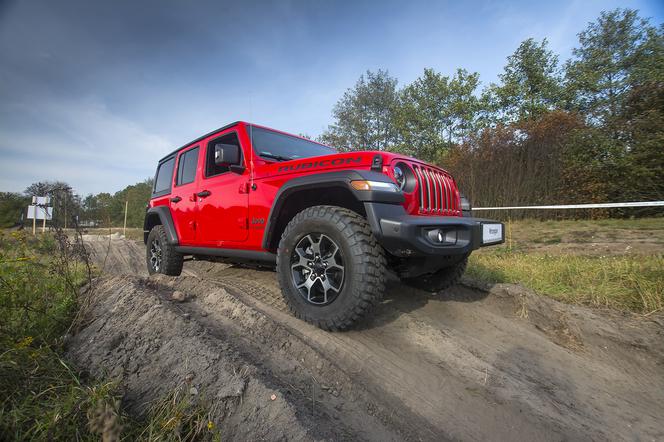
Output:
412,165,461,215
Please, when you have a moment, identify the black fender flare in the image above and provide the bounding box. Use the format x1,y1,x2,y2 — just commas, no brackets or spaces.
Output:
261,170,404,250
143,206,179,245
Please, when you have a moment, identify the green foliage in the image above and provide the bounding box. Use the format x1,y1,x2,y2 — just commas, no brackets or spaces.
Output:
565,9,653,126
393,68,481,162
23,181,79,228
319,69,399,151
0,230,104,440
130,386,221,441
321,8,662,215
0,193,29,228
79,178,153,228
20,178,154,229
485,38,563,123
0,231,221,440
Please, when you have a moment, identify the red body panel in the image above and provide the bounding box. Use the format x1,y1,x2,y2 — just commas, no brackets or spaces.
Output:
148,122,462,252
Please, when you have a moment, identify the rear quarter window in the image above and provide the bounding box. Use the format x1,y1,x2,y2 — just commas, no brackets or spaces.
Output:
176,147,199,186
153,157,175,196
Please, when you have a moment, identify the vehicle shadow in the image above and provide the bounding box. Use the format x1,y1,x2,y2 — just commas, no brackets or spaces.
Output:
357,275,491,330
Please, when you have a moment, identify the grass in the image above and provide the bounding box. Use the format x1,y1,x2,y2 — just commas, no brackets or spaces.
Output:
0,230,221,441
518,216,664,231
468,247,664,314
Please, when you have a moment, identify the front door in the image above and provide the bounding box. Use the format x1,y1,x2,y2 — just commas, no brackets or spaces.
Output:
170,145,201,245
196,129,250,246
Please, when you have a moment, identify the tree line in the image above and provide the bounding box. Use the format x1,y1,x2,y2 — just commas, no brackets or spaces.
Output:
319,9,663,217
0,180,153,229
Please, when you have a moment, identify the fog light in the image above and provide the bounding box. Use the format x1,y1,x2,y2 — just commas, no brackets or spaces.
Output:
426,229,457,244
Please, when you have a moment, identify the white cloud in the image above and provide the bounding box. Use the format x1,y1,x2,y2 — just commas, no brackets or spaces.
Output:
0,95,172,194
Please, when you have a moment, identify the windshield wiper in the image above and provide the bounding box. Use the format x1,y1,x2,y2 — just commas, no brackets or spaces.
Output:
259,152,294,162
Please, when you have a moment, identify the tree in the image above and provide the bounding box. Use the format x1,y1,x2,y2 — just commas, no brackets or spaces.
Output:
565,9,654,127
113,179,154,228
485,38,563,123
563,9,664,208
448,111,583,212
393,68,481,162
79,178,154,228
24,180,79,227
0,192,30,228
319,70,399,151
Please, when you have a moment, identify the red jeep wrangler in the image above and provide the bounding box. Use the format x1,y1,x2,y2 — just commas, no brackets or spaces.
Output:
145,122,504,330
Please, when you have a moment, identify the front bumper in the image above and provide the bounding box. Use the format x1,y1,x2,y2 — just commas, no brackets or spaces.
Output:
364,202,505,258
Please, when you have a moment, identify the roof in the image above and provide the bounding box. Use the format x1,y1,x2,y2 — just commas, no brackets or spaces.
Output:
158,121,243,163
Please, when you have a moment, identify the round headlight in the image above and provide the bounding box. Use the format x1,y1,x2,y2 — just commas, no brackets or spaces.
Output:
393,166,406,190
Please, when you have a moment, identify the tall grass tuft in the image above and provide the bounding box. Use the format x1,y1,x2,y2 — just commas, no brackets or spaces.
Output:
0,230,222,441
468,248,664,314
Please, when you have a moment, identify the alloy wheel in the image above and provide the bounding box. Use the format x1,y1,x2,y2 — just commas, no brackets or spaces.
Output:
290,233,345,305
149,238,162,272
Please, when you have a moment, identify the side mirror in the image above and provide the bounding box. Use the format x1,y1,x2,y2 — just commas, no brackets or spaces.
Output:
214,143,241,166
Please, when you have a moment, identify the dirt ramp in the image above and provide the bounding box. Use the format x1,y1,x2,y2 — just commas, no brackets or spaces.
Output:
67,276,318,440
196,261,664,441
83,234,149,276
66,275,413,441
78,237,664,441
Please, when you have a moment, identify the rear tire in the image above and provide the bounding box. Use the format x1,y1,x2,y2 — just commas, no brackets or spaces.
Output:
146,225,183,276
276,205,386,331
401,256,468,293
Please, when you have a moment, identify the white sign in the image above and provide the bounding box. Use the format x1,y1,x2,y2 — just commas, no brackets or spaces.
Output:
482,223,503,244
32,196,51,206
27,205,53,220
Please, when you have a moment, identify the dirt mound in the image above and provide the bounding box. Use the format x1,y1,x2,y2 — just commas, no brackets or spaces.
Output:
68,275,404,440
70,235,664,441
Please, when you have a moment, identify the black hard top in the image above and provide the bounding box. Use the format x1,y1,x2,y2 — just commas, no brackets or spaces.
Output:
157,121,243,163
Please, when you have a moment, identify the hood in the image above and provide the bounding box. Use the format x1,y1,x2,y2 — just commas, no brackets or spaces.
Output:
257,151,375,178
255,150,453,179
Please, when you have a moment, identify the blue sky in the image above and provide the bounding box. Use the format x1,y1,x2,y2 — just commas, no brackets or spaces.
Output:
0,0,662,195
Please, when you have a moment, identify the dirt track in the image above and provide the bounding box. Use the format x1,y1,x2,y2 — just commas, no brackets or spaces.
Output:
70,236,664,441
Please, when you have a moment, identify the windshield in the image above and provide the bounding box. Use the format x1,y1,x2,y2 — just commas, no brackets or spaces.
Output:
247,125,335,161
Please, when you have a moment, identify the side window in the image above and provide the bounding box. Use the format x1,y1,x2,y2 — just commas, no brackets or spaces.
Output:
176,147,199,186
153,157,175,195
206,132,242,177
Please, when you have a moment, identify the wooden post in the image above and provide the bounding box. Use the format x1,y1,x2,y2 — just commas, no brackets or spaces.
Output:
32,211,36,235
123,200,128,237
42,206,46,233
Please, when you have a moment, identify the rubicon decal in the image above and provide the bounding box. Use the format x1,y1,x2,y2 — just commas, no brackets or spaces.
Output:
278,157,363,172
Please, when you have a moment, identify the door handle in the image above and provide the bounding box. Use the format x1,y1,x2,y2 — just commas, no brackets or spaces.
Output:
196,190,211,198
170,196,182,203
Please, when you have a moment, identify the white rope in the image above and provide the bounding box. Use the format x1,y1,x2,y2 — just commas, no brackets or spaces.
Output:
472,201,664,211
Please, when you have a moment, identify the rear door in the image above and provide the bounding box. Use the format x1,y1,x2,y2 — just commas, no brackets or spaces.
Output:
196,129,250,245
170,146,201,245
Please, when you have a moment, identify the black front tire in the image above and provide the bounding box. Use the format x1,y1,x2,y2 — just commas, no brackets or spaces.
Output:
146,225,183,276
401,257,468,293
276,206,386,331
